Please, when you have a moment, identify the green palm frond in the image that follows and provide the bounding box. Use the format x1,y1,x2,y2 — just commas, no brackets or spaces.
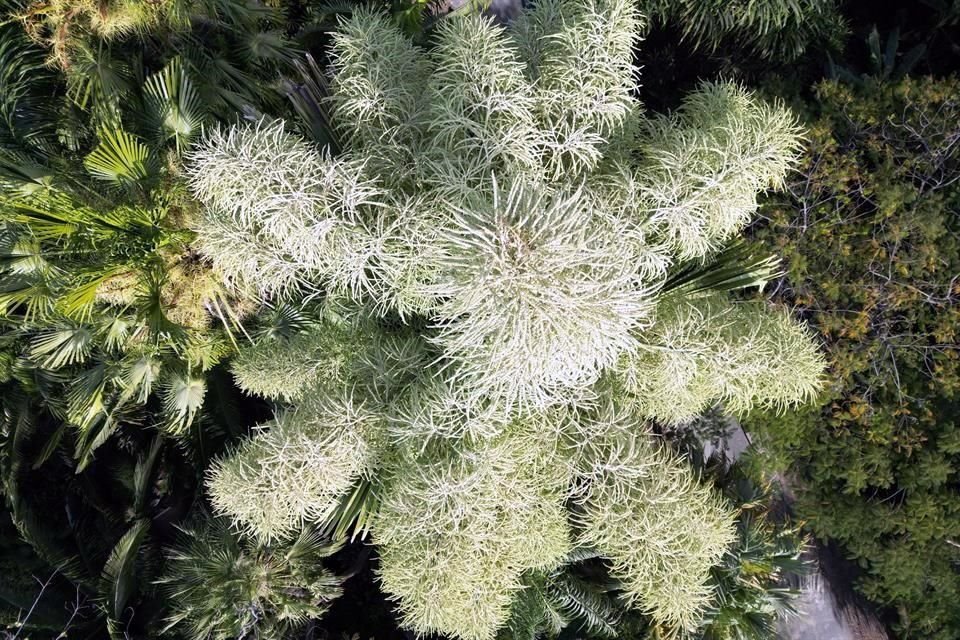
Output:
254,301,315,340
4,492,89,589
242,29,297,62
500,575,557,640
65,45,132,116
321,477,380,542
143,57,206,153
118,355,162,406
688,463,811,640
0,151,56,197
1,397,88,585
2,197,83,240
75,420,122,472
162,373,205,434
285,526,345,565
84,129,153,186
99,314,135,352
133,263,176,337
0,276,56,320
663,240,783,296
100,519,149,622
30,421,69,470
502,564,622,640
280,53,340,149
563,546,605,564
132,437,162,515
181,331,232,372
2,192,148,245
547,573,621,637
0,21,60,150
178,37,262,116
58,266,130,321
28,326,94,369
66,362,111,430
1,235,50,277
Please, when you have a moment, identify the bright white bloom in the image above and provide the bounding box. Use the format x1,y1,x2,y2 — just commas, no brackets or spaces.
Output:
206,388,382,541
193,2,823,638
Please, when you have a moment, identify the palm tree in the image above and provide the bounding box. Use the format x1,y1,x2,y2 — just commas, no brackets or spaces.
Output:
158,517,345,640
0,11,307,636
0,1,311,466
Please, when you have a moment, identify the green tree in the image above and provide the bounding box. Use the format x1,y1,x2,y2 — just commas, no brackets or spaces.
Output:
746,76,960,640
695,461,808,640
0,0,306,466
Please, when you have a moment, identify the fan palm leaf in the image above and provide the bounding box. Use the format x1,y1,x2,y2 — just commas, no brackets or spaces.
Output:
83,128,154,186
0,20,60,150
28,325,94,369
162,373,205,434
142,57,206,152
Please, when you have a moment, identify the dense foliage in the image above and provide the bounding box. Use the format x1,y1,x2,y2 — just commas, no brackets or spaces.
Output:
190,2,823,639
0,1,316,636
747,76,960,639
159,520,343,639
2,0,957,639
640,0,845,60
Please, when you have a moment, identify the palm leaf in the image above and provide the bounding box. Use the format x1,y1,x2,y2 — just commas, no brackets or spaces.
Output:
75,419,122,473
66,363,110,430
142,57,206,153
135,263,178,337
321,478,380,541
1,235,49,276
1,193,138,242
243,30,298,63
28,326,94,369
563,546,605,564
279,54,340,150
0,22,60,149
0,152,56,196
1,198,82,240
83,129,153,186
118,355,162,406
100,314,135,352
66,46,132,115
100,519,149,621
162,373,205,434
254,301,314,340
663,240,783,296
31,422,68,469
2,402,90,585
132,437,162,515
547,573,621,637
58,265,129,322
0,277,56,320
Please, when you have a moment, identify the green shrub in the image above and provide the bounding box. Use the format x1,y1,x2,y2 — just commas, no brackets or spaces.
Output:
746,76,960,640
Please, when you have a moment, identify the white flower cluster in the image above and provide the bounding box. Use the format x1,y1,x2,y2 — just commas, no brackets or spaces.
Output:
192,0,824,638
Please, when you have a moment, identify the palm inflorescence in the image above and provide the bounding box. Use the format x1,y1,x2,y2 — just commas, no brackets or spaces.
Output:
188,1,825,639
